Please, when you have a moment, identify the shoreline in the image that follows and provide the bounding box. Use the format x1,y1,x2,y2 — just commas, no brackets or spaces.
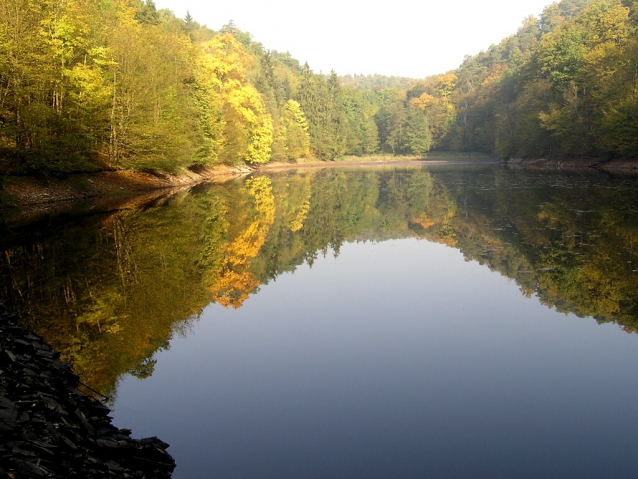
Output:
0,164,253,208
507,157,638,175
2,156,637,211
0,158,497,210
259,158,499,171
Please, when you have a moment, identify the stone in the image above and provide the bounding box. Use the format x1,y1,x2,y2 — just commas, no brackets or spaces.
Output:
0,305,176,478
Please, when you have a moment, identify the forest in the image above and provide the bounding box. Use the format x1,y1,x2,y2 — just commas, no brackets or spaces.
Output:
1,0,637,175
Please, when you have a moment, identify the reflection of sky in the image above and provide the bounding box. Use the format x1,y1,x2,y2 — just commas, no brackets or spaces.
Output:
113,238,638,478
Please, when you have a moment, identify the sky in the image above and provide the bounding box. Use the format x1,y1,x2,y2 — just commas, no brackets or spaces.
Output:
154,0,555,79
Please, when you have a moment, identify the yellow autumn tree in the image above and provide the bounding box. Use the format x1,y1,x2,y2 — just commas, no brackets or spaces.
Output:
285,174,313,232
194,33,273,165
415,73,458,146
209,176,275,308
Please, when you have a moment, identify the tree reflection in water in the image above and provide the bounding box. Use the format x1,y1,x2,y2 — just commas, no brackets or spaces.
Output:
1,166,636,397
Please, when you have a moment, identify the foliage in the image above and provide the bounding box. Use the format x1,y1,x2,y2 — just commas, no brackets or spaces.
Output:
2,0,637,174
277,100,311,160
434,0,638,159
296,67,346,160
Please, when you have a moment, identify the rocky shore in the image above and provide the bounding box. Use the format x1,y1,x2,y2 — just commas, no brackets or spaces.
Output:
0,306,175,478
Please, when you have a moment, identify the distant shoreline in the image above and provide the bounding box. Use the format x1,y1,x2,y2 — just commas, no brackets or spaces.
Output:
0,156,495,209
2,156,637,212
259,157,500,171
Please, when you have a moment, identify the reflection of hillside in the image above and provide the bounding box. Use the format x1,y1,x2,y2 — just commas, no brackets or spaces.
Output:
424,169,638,331
1,166,637,399
254,168,638,332
209,177,275,308
255,168,638,334
0,181,264,397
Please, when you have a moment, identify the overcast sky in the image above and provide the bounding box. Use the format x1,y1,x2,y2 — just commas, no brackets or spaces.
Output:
155,0,555,79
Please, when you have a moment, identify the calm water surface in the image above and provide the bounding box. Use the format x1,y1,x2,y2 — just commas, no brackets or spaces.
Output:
2,165,638,478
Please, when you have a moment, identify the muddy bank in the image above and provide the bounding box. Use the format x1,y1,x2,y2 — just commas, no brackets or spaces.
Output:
1,164,252,208
598,158,638,174
1,184,197,230
0,305,175,478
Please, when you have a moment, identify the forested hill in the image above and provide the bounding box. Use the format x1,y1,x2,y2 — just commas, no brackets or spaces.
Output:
1,0,637,176
0,0,425,175
339,74,416,91
424,0,638,159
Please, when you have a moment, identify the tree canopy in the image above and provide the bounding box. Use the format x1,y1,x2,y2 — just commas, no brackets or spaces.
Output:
1,0,636,176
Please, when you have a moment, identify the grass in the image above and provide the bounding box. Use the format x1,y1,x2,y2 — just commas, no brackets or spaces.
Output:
334,151,493,163
261,151,496,170
422,151,492,160
335,154,421,163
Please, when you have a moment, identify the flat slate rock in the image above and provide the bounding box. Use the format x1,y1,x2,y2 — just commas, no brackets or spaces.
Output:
0,305,176,478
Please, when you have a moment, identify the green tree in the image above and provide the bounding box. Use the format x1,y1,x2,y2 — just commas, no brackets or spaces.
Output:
296,65,346,160
108,3,199,171
405,107,432,156
278,99,310,160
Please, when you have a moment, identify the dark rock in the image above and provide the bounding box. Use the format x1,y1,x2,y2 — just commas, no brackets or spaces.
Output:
0,304,176,478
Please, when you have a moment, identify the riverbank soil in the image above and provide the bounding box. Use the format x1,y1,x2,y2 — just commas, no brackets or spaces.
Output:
0,164,252,208
258,157,499,172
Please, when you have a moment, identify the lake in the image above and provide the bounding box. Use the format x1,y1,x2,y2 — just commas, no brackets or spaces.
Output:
2,164,638,478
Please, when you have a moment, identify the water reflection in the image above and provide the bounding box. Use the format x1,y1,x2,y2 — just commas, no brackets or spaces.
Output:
0,165,637,398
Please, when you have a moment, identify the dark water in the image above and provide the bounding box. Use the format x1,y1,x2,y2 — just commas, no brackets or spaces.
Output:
2,165,638,478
